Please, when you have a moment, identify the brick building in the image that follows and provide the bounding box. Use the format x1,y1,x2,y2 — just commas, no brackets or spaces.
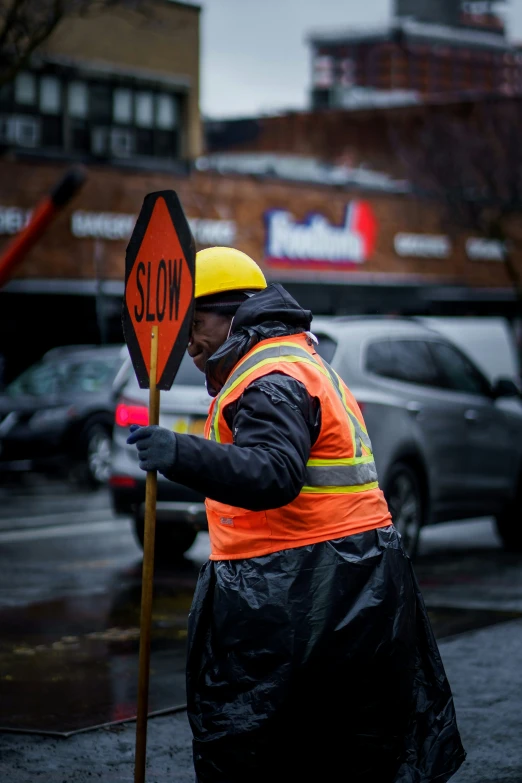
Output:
310,0,522,109
0,0,202,380
1,2,521,382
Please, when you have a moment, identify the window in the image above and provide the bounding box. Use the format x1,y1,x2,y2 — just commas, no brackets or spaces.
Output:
65,360,117,393
15,72,36,105
155,130,178,158
40,76,61,114
136,128,154,156
90,83,112,121
0,116,40,147
156,93,177,129
41,115,62,147
367,339,440,387
366,340,395,377
135,91,154,127
110,128,134,157
10,66,182,160
113,88,133,124
0,80,13,105
91,126,109,156
70,118,90,152
429,342,490,396
68,81,88,118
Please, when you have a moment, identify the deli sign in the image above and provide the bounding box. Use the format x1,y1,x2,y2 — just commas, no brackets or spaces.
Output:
265,202,377,270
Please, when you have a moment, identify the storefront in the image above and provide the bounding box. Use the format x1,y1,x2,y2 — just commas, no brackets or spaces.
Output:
0,158,519,382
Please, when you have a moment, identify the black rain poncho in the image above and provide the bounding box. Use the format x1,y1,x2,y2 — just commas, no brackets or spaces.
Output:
167,285,465,782
187,529,465,783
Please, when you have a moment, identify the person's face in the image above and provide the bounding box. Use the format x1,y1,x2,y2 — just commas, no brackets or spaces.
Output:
188,310,232,372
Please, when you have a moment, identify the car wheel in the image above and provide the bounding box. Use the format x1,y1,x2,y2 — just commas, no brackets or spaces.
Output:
384,462,423,559
133,515,198,561
495,481,522,552
84,423,112,487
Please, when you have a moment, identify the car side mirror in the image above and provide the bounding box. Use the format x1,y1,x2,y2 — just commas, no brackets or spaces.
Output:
491,377,521,399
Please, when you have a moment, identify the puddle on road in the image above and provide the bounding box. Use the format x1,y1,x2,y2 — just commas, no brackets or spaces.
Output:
0,560,199,736
1,551,522,736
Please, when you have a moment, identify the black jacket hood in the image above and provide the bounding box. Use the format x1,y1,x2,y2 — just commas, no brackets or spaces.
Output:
231,283,312,333
205,284,313,397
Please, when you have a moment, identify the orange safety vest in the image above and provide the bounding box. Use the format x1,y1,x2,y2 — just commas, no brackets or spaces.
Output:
204,333,392,560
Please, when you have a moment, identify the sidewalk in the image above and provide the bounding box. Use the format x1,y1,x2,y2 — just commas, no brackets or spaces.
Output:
1,619,521,782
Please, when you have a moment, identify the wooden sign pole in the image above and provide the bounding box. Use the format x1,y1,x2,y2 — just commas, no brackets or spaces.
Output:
134,325,160,783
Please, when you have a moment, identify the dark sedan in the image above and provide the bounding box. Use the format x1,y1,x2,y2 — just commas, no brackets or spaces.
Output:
0,344,127,486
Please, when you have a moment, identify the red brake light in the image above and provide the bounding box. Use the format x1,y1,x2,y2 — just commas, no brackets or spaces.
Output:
115,402,149,427
109,476,137,488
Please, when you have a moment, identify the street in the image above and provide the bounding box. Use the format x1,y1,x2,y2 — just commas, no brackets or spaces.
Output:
0,475,521,781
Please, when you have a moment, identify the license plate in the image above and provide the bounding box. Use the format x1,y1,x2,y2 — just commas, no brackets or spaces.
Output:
170,416,206,436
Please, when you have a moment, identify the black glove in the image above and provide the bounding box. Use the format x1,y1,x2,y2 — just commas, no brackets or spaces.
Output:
126,425,177,474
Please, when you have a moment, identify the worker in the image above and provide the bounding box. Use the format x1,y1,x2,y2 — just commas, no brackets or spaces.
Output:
127,247,465,783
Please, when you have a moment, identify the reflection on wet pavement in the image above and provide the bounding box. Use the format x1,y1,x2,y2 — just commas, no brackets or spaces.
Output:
0,560,200,736
2,481,522,737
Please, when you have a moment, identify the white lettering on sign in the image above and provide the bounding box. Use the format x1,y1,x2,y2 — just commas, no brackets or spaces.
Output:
188,218,236,246
71,211,137,241
466,238,506,261
0,206,32,235
1,204,236,245
394,233,451,258
70,210,236,245
265,202,377,267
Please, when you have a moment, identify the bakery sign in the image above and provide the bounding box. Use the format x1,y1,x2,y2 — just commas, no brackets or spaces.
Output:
71,211,237,246
0,205,236,246
264,202,377,270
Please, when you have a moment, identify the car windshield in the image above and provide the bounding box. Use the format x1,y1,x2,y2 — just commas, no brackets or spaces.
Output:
5,362,60,397
64,357,121,392
5,354,122,397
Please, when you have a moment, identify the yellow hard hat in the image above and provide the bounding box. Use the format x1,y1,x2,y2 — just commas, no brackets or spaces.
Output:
195,246,267,299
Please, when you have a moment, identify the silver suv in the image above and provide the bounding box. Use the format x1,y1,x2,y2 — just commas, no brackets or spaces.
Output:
110,317,522,559
312,316,522,556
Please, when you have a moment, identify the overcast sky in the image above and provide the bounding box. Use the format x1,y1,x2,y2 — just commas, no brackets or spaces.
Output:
186,0,522,119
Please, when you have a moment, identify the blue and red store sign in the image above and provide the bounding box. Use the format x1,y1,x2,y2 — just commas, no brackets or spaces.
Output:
264,201,377,270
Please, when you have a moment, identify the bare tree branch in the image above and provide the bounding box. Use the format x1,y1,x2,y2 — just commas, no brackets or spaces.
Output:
0,0,147,86
390,97,522,304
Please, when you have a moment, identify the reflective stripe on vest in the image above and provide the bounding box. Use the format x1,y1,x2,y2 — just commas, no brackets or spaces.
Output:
209,339,378,494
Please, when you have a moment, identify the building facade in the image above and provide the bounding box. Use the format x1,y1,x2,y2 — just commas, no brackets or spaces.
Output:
0,0,202,381
1,153,519,380
0,1,201,165
1,2,521,382
310,0,522,109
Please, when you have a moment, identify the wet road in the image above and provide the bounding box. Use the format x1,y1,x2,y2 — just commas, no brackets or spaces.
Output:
0,476,206,735
0,474,521,736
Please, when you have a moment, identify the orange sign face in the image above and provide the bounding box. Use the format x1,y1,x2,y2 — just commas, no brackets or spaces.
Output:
123,191,195,390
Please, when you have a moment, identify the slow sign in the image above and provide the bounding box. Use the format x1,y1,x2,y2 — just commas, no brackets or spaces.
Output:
122,189,195,783
123,190,195,390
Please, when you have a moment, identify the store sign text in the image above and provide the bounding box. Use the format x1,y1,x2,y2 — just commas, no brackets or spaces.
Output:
265,202,377,269
394,233,451,259
0,205,236,247
0,206,32,234
466,238,506,262
71,211,135,241
71,210,236,246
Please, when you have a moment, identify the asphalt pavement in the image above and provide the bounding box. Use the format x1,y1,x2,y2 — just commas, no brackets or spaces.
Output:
1,615,521,782
0,477,520,782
